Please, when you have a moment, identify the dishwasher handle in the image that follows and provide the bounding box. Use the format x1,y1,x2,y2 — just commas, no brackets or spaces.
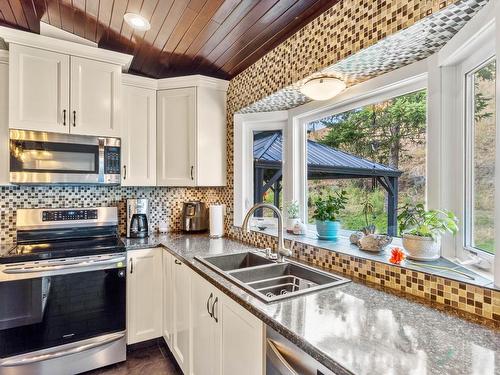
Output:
266,339,299,375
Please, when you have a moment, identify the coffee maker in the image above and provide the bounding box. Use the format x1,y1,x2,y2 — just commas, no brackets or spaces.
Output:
127,198,149,238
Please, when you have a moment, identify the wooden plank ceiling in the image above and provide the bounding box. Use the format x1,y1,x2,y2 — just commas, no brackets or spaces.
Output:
0,0,339,79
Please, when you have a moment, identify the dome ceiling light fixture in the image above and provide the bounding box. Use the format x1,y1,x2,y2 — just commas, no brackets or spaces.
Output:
300,77,346,101
124,13,151,31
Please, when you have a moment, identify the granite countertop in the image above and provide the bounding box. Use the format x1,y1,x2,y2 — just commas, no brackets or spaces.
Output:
124,233,500,375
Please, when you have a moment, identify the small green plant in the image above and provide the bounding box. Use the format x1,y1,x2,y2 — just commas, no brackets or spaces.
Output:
398,204,458,239
361,193,376,234
285,200,300,219
312,190,348,222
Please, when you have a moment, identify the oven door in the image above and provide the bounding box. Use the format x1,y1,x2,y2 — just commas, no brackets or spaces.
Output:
0,255,126,360
9,130,120,185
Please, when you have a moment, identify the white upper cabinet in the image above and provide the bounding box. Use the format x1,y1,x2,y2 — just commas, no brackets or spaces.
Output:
9,44,70,133
70,57,121,137
3,27,131,137
156,78,228,187
121,83,157,186
0,51,9,185
196,86,227,186
157,87,196,187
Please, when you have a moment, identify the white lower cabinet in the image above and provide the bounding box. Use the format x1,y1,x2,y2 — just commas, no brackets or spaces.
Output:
190,271,264,375
191,272,221,375
126,248,163,345
171,255,192,373
131,249,264,375
163,251,174,346
220,293,264,375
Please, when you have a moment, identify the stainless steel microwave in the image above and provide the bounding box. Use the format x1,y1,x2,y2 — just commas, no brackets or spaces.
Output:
9,130,121,185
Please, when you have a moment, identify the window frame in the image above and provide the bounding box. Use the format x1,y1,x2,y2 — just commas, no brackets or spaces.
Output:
463,56,496,259
233,111,288,227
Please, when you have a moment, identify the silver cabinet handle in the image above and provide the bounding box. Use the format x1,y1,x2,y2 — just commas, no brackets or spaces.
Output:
3,256,126,274
123,165,127,180
211,296,219,323
0,331,125,367
190,166,194,180
206,293,213,318
266,339,299,375
129,258,134,274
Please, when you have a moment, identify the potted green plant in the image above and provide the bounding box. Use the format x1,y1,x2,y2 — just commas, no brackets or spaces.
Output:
312,190,348,240
285,200,301,233
398,204,458,260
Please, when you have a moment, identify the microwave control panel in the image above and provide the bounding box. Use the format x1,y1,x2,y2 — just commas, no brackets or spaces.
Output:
104,147,121,175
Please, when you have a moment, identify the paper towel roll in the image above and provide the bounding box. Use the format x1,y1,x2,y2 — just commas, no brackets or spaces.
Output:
209,204,225,238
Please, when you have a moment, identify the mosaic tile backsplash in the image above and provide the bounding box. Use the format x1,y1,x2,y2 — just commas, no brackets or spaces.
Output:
219,0,499,324
0,185,224,243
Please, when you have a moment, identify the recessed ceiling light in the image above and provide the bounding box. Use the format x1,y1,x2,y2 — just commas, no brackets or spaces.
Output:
124,13,151,31
300,77,346,101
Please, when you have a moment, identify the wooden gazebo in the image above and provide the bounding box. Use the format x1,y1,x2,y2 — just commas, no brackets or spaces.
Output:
253,131,403,236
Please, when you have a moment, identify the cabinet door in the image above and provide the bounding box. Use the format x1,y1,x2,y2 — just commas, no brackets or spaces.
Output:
126,248,163,345
157,88,196,186
221,295,264,375
162,251,173,347
9,44,70,132
191,273,221,375
0,55,8,185
196,87,227,186
121,85,156,186
171,256,191,373
70,56,121,137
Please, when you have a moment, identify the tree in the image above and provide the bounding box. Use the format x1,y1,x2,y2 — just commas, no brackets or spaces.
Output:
319,90,427,169
474,60,496,122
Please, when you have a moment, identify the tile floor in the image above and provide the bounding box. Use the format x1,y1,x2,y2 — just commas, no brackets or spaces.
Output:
84,341,182,375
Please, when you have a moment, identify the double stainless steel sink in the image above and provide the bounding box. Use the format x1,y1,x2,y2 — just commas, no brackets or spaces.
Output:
195,252,350,303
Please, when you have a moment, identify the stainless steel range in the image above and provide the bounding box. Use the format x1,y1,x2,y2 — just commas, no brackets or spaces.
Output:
0,207,126,375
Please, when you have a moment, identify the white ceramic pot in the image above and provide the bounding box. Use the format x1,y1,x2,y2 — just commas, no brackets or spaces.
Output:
286,218,301,232
402,234,441,261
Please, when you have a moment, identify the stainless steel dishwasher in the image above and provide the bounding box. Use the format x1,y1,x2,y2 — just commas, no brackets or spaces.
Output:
266,326,342,375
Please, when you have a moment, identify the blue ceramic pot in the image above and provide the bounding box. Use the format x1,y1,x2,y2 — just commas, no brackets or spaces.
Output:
316,220,340,240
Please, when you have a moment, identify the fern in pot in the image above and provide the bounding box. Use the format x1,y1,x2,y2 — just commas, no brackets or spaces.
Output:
313,191,348,240
398,204,458,261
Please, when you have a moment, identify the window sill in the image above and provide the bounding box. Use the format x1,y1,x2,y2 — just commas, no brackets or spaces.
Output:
246,226,495,289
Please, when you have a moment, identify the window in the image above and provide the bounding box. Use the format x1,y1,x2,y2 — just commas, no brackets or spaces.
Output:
305,90,427,236
253,130,284,217
465,58,496,255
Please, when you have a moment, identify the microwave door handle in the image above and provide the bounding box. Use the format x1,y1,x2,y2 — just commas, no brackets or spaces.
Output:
0,331,125,367
266,339,299,375
3,256,126,274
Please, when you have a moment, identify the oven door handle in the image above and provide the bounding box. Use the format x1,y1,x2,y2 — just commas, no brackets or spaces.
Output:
266,339,299,375
0,331,125,367
3,256,126,274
